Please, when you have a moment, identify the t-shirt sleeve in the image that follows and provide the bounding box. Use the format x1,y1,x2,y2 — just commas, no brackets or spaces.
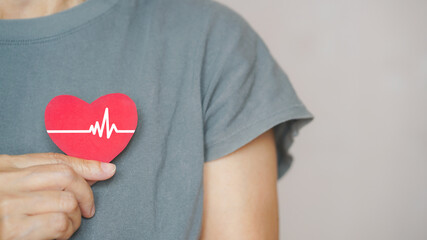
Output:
200,1,314,179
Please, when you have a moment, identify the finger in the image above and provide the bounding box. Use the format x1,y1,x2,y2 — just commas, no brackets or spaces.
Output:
0,154,16,168
22,191,83,235
15,164,96,218
23,212,76,240
10,152,116,181
23,193,83,237
64,199,82,236
9,190,78,216
87,180,98,186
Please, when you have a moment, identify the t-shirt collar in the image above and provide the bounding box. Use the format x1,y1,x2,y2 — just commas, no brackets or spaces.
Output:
0,0,119,42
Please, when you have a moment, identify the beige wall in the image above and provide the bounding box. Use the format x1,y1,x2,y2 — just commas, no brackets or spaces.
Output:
215,0,427,239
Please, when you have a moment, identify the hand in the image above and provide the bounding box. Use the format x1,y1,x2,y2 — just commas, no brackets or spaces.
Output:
0,152,116,240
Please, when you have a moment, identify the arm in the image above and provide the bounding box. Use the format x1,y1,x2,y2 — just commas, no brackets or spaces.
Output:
201,128,279,240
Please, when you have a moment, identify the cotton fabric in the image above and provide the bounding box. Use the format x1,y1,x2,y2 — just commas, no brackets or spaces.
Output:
0,0,314,239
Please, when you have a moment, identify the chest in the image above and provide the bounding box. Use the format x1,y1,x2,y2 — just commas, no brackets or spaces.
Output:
1,37,202,149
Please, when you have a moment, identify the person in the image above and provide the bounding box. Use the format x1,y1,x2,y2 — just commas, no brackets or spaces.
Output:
0,0,314,239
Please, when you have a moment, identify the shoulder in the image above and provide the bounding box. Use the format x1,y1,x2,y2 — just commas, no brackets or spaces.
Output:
146,0,245,20
128,0,264,93
133,0,255,39
130,0,261,76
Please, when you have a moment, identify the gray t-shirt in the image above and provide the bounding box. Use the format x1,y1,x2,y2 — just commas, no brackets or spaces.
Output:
0,0,314,239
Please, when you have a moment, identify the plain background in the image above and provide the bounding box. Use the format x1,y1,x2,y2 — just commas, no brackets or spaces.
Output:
216,0,427,239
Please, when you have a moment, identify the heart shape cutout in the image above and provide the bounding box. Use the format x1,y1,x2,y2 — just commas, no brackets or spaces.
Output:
45,93,138,163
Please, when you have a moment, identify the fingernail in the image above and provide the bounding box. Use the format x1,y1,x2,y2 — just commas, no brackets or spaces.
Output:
90,205,96,217
101,162,116,174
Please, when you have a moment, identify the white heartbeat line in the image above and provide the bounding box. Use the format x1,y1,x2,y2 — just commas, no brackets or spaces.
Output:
46,107,135,139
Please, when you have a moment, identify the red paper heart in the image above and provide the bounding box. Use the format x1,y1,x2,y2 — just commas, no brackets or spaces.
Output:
45,93,138,163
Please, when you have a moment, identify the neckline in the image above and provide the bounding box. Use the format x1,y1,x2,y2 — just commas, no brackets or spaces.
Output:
0,0,120,42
